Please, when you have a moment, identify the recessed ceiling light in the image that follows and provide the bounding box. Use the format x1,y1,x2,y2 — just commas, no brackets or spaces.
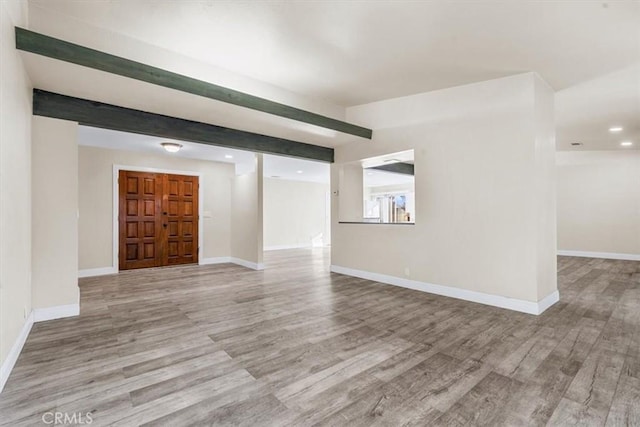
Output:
161,142,182,153
621,141,633,146
296,170,303,174
224,154,233,159
367,172,374,176
609,126,623,132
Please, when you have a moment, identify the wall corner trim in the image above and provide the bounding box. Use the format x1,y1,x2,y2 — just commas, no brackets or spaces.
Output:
1,303,79,393
230,258,265,271
330,265,559,315
557,250,640,261
33,304,80,322
200,257,232,265
264,244,311,251
78,267,118,278
536,290,560,314
0,312,34,393
201,256,264,270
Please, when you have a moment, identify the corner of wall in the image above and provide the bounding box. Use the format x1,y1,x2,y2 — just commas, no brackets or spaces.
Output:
533,73,558,302
230,154,264,266
31,117,80,311
332,73,559,312
0,0,34,375
256,154,264,266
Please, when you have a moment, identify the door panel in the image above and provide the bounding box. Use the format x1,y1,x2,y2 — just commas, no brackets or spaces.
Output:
163,174,199,266
119,171,163,270
119,171,199,270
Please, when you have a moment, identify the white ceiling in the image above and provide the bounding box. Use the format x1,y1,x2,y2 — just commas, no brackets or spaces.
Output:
556,64,639,151
263,155,329,184
28,0,640,106
364,170,415,188
24,1,640,153
21,53,357,149
78,125,256,173
78,125,330,183
360,150,414,169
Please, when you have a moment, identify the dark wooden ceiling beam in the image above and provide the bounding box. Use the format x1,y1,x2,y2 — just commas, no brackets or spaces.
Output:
33,90,334,163
368,163,414,175
16,27,372,140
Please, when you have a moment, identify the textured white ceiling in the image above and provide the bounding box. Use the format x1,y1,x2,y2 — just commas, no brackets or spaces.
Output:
77,126,330,183
27,1,640,152
364,169,415,187
263,154,329,184
29,0,640,106
556,64,639,151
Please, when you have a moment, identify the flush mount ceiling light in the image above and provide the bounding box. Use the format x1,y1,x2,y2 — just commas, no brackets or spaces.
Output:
161,142,182,153
609,126,623,132
224,154,233,159
296,170,303,174
620,141,633,146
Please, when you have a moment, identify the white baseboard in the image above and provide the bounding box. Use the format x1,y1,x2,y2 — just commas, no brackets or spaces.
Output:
78,267,118,278
79,258,269,275
330,265,559,315
264,244,310,251
0,311,34,393
201,256,263,270
1,303,79,393
33,304,80,322
200,257,232,265
537,290,560,314
558,250,640,261
230,258,265,271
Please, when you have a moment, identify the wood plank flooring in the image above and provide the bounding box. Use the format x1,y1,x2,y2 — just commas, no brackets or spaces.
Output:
1,249,638,426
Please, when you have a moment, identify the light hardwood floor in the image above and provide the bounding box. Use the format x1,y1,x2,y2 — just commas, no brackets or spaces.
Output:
1,249,638,426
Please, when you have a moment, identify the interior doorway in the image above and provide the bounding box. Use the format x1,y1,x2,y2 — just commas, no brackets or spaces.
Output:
262,154,331,253
118,170,199,270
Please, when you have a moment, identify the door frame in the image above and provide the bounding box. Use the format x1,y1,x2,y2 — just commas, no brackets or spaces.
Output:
112,165,204,273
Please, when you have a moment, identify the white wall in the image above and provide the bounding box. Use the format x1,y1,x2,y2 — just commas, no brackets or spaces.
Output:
31,117,79,310
557,150,640,258
332,73,557,311
338,164,364,222
0,0,32,370
534,76,558,299
231,155,264,268
263,178,329,250
78,145,235,270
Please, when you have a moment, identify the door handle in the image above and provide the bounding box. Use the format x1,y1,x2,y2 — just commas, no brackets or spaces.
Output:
163,212,168,215
163,224,168,228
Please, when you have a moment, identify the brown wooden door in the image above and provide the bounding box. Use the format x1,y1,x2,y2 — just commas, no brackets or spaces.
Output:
119,171,199,270
119,171,163,270
163,174,198,266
